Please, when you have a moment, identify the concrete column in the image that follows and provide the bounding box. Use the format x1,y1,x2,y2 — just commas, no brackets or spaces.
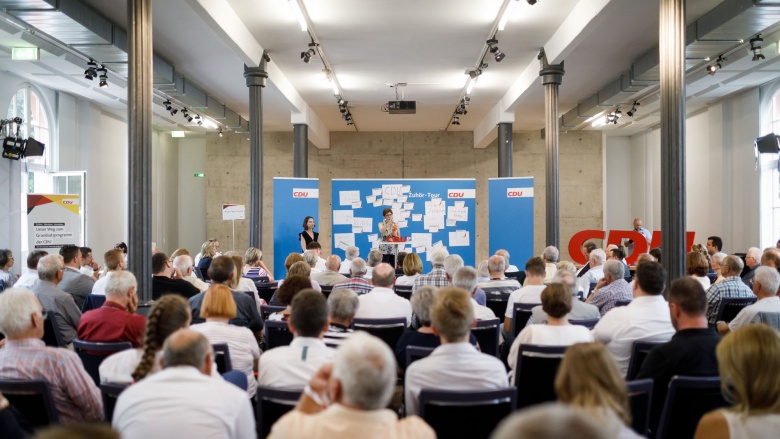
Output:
127,0,153,300
244,55,268,249
497,122,513,177
293,123,308,178
659,0,686,282
539,50,565,249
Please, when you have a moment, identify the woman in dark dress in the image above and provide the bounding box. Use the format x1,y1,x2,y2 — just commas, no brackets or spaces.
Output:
299,216,318,252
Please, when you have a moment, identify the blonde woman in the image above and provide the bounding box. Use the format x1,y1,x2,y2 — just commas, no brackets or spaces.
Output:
196,240,218,281
243,247,273,281
395,252,423,286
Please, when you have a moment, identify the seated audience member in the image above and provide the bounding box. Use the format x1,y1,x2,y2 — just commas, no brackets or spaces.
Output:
443,254,464,285
453,266,495,320
711,252,728,284
476,259,490,283
282,252,305,276
195,240,218,281
323,288,359,348
687,251,711,290
542,246,559,283
555,343,641,439
637,277,720,434
503,257,546,334
0,392,32,439
592,261,675,375
577,249,607,295
191,284,260,398
508,284,594,383
243,247,273,280
338,246,359,274
277,260,322,293
77,271,146,348
364,249,383,279
404,287,508,416
694,324,780,439
58,244,95,309
396,252,423,286
496,249,520,272
395,251,408,276
395,286,437,369
649,247,662,263
586,260,632,316
717,266,780,335
304,250,321,273
173,254,208,293
92,249,126,295
557,260,577,274
332,258,373,295
31,254,81,345
112,329,254,439
527,270,600,325
224,252,261,302
492,403,611,439
741,247,762,288
257,290,336,390
267,275,312,320
306,241,328,272
609,247,631,274
0,249,17,288
356,263,412,325
169,247,189,261
151,252,200,300
13,250,47,290
311,255,348,286
78,247,100,279
577,241,598,278
269,332,435,438
477,254,522,297
412,248,450,293
0,288,102,423
706,255,755,325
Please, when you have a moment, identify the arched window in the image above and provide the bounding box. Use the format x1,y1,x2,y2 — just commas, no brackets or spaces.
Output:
760,88,780,246
6,85,51,169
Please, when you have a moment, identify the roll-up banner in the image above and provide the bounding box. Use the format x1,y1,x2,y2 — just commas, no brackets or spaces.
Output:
273,178,319,278
27,194,82,254
488,177,534,268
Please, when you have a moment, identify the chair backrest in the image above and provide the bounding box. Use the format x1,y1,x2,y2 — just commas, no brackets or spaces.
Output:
80,293,107,313
706,272,717,283
193,266,204,280
101,382,129,422
394,284,413,300
569,318,599,329
515,344,567,409
261,304,287,322
352,317,407,350
626,341,663,381
589,281,597,295
42,314,66,348
0,379,60,428
244,275,269,284
72,339,133,385
751,311,780,331
405,346,435,367
320,284,334,299
256,386,301,438
505,271,526,285
615,299,632,307
716,296,758,322
473,318,501,357
221,370,248,391
626,378,654,437
511,303,537,337
255,282,279,304
264,320,294,350
212,343,233,373
419,388,517,439
656,376,727,439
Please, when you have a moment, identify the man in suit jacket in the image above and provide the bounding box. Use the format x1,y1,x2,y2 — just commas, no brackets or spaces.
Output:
58,244,95,310
311,255,348,286
742,247,762,288
30,254,81,345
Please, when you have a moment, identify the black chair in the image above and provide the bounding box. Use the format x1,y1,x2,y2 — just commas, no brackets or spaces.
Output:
505,271,526,285
261,304,287,322
627,378,654,437
473,318,501,357
655,376,727,439
615,299,632,307
212,343,233,373
715,296,758,323
484,291,511,324
264,320,294,350
41,314,66,348
588,281,597,296
241,290,257,308
80,293,106,313
511,303,537,337
0,379,60,428
353,317,407,350
419,388,517,439
394,284,413,300
245,275,269,284
405,346,435,367
0,279,4,292
569,318,599,329
101,382,128,422
320,285,334,299
72,339,133,386
256,282,279,304
256,386,301,439
626,341,663,381
706,272,717,283
515,344,567,409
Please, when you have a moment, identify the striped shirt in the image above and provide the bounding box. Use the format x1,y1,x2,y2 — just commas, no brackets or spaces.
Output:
332,278,373,295
190,321,260,397
0,339,102,424
706,276,756,324
323,323,354,348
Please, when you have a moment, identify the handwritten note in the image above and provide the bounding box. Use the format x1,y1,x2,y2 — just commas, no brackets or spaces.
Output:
412,214,423,222
351,201,362,209
449,230,470,247
447,206,468,222
333,210,354,225
353,217,373,233
366,195,376,204
339,190,361,206
334,233,355,249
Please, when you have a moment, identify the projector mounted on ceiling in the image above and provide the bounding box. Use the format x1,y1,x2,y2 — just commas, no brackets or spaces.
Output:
387,100,416,114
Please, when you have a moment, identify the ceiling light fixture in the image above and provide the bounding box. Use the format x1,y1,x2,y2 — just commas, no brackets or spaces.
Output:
487,38,506,62
466,77,478,94
750,35,765,61
97,66,108,88
527,0,538,4
288,0,307,32
84,60,97,80
605,109,621,125
452,116,460,125
626,101,640,117
218,129,223,138
707,56,725,75
163,100,178,116
498,0,519,31
301,41,318,64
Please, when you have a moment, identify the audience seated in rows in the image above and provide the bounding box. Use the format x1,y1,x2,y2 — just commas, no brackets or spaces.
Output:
711,252,728,284
444,254,485,305
395,251,408,276
78,247,100,279
527,269,599,325
364,249,383,279
338,245,359,275
332,258,372,295
31,254,81,346
356,263,412,325
311,255,348,286
195,240,219,281
92,249,126,296
13,249,46,290
323,288,359,348
58,244,95,310
277,260,322,293
586,259,632,316
304,250,322,274
396,252,423,286
453,266,495,320
741,247,762,288
542,246,559,283
577,249,606,294
717,266,780,335
396,287,441,369
151,252,200,300
705,255,755,325
687,251,712,291
503,257,545,334
173,254,208,293
243,247,273,281
268,275,312,320
412,248,450,293
306,241,328,272
576,242,598,278
224,253,263,308
495,249,519,273
77,271,146,348
112,329,254,439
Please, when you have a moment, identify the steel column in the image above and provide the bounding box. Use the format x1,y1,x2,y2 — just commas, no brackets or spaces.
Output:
539,50,565,249
293,123,308,178
244,55,268,249
497,122,513,177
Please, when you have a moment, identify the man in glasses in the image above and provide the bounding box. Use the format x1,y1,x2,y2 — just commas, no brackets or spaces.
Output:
742,247,762,288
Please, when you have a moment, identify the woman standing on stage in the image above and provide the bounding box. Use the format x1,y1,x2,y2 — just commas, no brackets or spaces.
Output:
378,207,401,265
299,216,318,252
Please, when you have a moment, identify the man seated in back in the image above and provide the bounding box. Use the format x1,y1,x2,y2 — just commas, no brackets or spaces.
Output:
586,259,633,316
311,255,348,286
112,329,253,438
258,290,336,390
705,255,755,325
356,263,412,325
77,271,146,348
453,266,495,320
477,255,522,297
332,258,373,295
173,254,209,292
14,250,47,290
151,252,201,300
92,248,125,295
443,255,485,305
364,249,384,279
503,257,546,334
527,269,600,325
306,241,328,272
31,254,81,346
495,249,519,272
58,244,95,310
78,247,100,279
404,287,508,416
323,288,359,348
0,288,102,424
576,249,606,295
717,266,780,335
339,246,359,275
412,248,450,293
541,246,559,283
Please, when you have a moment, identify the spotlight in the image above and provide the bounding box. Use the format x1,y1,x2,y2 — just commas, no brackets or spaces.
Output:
218,129,223,138
626,101,640,117
486,38,506,62
605,109,621,125
97,66,108,88
84,60,97,80
300,42,318,64
468,70,481,79
182,108,189,118
170,108,178,116
163,100,178,116
527,0,537,4
452,116,460,125
750,35,765,61
707,56,724,75
195,115,203,126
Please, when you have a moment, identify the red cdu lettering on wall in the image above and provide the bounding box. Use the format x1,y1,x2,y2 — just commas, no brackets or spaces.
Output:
293,192,308,198
568,230,697,265
448,192,464,198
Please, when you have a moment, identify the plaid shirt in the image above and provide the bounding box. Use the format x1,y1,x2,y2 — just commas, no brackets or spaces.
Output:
412,267,449,293
588,278,633,316
332,278,373,295
706,276,755,324
0,338,102,424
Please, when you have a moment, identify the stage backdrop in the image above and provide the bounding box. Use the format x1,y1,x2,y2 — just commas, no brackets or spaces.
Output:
273,178,319,278
488,177,534,268
331,179,477,267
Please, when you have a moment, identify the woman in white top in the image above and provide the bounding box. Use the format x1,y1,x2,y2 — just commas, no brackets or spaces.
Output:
395,252,422,286
695,324,780,439
555,342,642,439
711,252,728,284
687,251,711,291
508,284,593,382
191,284,260,397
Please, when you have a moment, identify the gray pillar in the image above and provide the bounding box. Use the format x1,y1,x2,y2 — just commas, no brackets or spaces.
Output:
659,0,686,283
244,55,268,249
539,50,565,249
497,122,513,177
127,0,153,301
293,123,308,178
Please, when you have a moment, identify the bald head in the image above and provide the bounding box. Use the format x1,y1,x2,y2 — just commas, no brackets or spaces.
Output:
722,255,744,276
372,263,396,288
326,255,342,272
162,329,212,374
488,255,506,276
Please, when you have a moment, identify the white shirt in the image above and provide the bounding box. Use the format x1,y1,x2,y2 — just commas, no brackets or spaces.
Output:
356,287,413,325
577,265,604,295
404,342,508,416
315,257,327,272
191,321,260,397
591,295,674,375
729,296,780,331
544,263,556,283
112,366,254,439
505,285,546,318
99,349,222,384
338,259,353,274
505,265,520,273
91,271,115,295
721,410,780,439
182,274,210,292
395,274,420,286
14,270,39,289
508,324,594,383
692,275,711,291
80,266,95,277
472,298,496,320
257,337,335,390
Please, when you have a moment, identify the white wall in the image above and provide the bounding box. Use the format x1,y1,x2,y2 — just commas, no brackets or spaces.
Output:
604,136,632,231
177,137,207,255
152,130,179,255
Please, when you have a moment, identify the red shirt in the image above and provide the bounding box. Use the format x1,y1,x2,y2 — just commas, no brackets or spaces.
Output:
77,301,146,348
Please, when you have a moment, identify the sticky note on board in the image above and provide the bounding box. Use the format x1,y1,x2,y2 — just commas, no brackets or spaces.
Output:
333,210,354,225
412,214,423,221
